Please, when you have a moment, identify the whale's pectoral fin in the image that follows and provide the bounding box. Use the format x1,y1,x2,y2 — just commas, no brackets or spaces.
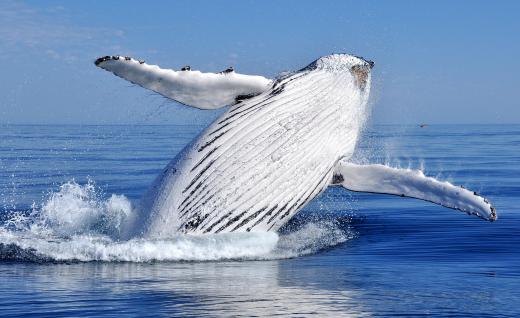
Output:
94,55,273,109
332,161,497,221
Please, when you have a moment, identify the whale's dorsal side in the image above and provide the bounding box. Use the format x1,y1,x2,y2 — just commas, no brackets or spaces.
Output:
332,161,497,221
95,55,273,109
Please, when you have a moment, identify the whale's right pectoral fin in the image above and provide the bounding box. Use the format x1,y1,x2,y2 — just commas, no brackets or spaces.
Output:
332,161,497,221
95,55,273,109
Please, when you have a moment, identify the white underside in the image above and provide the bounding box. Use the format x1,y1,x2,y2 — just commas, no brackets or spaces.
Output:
96,57,272,109
334,162,496,221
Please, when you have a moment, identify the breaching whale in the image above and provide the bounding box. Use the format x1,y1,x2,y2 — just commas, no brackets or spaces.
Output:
95,53,496,238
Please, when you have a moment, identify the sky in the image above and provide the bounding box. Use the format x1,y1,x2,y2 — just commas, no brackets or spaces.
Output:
0,0,518,125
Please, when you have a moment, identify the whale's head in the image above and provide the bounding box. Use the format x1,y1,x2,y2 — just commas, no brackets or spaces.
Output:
299,54,374,110
298,54,374,148
309,53,374,91
311,53,373,111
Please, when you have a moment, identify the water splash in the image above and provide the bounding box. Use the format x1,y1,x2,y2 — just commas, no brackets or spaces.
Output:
0,180,353,262
2,180,134,239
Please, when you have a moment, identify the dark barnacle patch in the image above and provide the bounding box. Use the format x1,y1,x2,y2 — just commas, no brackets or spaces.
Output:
95,55,137,66
234,93,260,104
94,55,111,66
181,65,191,71
219,66,234,74
332,173,344,184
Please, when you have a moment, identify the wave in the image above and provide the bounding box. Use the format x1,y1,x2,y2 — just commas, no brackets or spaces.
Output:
0,180,353,262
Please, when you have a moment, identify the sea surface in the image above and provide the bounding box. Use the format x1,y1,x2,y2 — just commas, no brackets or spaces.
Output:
0,124,519,317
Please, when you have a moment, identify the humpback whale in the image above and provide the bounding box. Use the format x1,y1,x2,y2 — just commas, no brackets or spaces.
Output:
95,54,496,238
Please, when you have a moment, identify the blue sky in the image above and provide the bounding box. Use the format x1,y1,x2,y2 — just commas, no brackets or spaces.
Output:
1,0,518,124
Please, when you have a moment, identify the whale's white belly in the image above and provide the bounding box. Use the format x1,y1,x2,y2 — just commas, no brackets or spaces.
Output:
139,67,367,237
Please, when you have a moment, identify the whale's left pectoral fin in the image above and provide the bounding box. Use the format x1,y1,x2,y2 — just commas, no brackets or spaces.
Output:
332,161,497,221
95,55,273,109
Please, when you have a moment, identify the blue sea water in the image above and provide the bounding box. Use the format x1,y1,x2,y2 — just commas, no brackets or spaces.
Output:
0,124,519,317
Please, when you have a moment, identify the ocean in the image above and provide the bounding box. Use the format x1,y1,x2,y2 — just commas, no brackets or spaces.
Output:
0,124,518,317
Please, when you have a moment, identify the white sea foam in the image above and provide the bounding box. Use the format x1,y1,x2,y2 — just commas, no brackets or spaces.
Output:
4,180,135,239
0,180,352,262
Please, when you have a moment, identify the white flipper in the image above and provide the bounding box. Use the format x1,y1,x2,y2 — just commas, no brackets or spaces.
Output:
333,161,497,221
95,56,273,109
